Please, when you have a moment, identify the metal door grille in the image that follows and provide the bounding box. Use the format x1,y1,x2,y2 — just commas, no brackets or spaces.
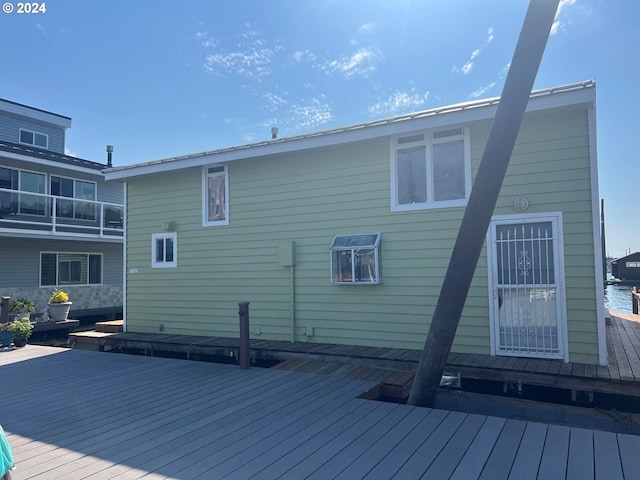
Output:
494,221,561,357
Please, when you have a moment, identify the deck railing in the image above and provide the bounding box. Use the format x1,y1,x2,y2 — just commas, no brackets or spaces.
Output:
0,188,123,238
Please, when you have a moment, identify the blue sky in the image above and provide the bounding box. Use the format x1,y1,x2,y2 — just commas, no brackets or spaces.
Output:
1,0,638,257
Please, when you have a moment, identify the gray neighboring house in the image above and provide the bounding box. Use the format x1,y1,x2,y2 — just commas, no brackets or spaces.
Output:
0,98,124,319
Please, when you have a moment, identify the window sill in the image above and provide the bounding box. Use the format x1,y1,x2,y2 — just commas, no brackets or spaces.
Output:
391,198,468,212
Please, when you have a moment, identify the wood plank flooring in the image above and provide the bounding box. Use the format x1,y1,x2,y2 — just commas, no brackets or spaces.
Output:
69,310,640,399
2,346,640,479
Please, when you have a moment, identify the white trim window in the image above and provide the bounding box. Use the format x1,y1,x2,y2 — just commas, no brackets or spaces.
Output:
202,165,229,226
19,128,48,149
330,233,382,285
391,127,471,211
40,252,103,286
152,233,177,268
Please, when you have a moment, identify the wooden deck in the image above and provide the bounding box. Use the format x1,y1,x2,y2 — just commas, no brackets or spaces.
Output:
2,346,640,479
70,310,640,399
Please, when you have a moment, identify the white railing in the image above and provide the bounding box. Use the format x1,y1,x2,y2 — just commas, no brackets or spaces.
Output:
0,188,123,237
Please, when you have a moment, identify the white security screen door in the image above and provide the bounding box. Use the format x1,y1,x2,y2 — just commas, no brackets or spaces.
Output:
489,215,566,359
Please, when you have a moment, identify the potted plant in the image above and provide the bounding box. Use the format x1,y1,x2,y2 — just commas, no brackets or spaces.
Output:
6,317,33,347
9,297,36,321
0,323,13,347
47,289,72,321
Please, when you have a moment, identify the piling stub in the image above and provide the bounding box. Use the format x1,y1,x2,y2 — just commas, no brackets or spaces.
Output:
238,302,250,369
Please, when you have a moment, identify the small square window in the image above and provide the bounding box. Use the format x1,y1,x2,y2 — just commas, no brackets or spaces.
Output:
330,233,382,284
152,233,177,268
19,128,48,149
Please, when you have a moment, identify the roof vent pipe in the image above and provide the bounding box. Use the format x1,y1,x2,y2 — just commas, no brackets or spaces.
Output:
271,127,278,139
106,145,113,167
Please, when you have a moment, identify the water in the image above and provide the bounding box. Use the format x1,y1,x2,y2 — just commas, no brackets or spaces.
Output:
604,282,634,314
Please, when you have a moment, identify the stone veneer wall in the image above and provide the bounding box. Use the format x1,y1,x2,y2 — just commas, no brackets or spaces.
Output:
2,284,123,313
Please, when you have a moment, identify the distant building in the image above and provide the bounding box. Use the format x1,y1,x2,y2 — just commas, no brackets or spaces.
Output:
611,252,640,282
0,98,124,318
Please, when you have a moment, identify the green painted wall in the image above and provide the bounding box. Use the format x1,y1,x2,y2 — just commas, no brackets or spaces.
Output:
124,104,600,364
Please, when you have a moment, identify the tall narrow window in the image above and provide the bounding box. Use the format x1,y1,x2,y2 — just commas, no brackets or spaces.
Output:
19,171,46,215
152,233,177,268
203,165,229,226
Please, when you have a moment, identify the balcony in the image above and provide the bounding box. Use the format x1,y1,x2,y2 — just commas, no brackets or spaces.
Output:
0,188,123,239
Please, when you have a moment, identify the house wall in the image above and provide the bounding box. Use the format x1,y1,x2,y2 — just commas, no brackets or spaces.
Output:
0,111,66,153
0,238,123,311
124,104,600,364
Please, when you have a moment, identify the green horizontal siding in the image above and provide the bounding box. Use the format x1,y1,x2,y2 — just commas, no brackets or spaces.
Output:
124,105,600,364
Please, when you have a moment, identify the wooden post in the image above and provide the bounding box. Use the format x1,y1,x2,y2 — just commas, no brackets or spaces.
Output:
633,286,639,315
407,0,560,408
0,296,9,324
238,302,251,369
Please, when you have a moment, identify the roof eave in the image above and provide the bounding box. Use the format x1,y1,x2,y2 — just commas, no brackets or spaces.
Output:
104,80,596,181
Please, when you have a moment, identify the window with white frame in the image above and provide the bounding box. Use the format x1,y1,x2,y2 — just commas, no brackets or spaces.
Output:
203,165,229,226
391,127,470,211
626,262,640,268
19,128,48,148
152,232,177,268
330,233,382,284
40,252,102,286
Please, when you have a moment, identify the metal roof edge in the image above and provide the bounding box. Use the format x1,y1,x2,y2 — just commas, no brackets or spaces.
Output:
0,98,72,129
0,141,107,174
104,80,596,181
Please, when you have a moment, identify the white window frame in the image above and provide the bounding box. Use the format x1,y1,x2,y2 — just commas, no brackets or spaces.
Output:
390,127,471,212
152,232,177,268
202,164,229,226
19,128,48,149
330,233,382,285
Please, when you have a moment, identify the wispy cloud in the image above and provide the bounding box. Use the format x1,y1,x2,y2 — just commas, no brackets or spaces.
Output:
262,92,288,112
469,82,497,99
468,60,509,99
324,47,381,78
453,27,494,75
358,23,375,34
292,50,316,63
551,0,577,35
195,31,217,48
257,95,333,134
199,25,283,81
368,89,430,116
289,97,333,129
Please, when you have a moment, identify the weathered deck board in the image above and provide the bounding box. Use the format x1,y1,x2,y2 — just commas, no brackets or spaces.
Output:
3,346,639,479
68,310,640,400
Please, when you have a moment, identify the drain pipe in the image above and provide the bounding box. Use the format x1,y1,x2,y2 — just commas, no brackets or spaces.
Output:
279,241,296,343
290,264,296,343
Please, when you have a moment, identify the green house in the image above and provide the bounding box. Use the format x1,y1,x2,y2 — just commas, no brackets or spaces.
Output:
105,80,606,366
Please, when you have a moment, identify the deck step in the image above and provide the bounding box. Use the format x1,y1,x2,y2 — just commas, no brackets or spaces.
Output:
95,320,123,333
